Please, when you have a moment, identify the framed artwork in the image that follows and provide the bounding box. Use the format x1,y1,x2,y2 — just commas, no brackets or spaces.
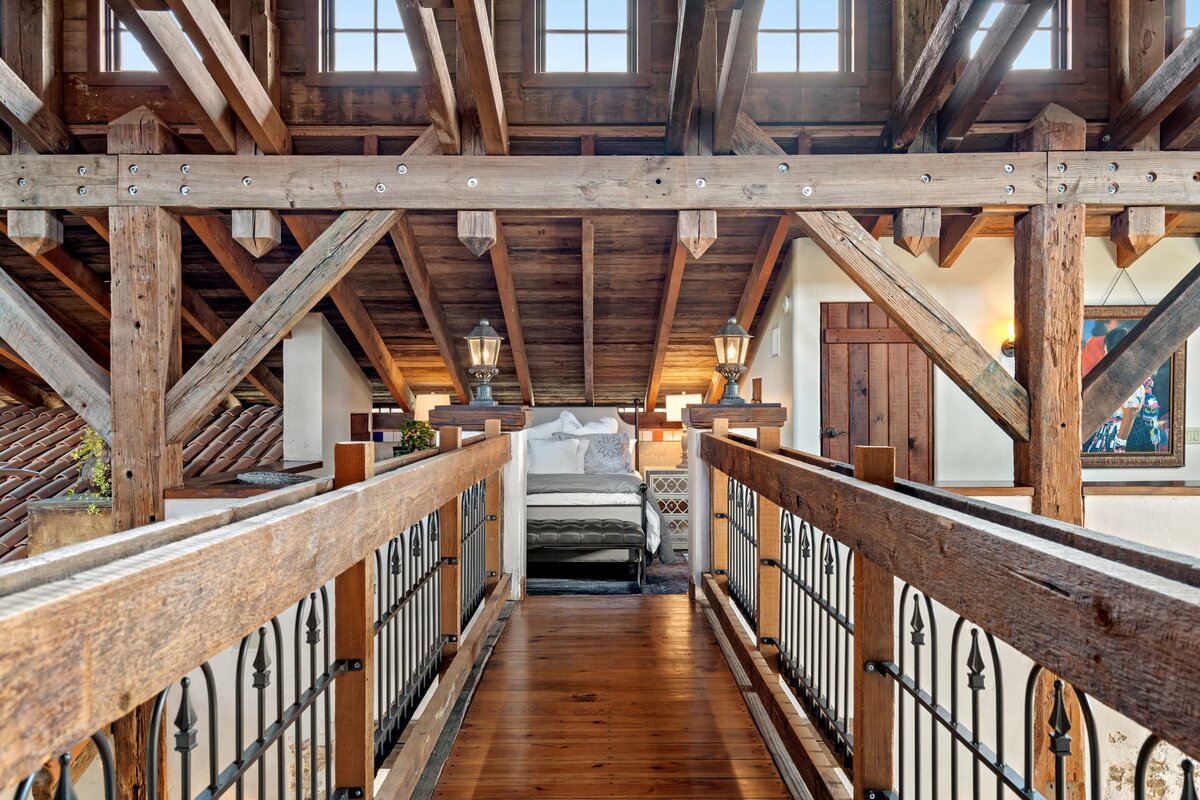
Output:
1082,306,1186,468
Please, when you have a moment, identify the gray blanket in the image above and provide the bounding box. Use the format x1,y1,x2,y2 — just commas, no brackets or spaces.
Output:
526,473,676,564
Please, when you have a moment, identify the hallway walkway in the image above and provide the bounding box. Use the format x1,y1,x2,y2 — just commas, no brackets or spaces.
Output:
432,594,790,799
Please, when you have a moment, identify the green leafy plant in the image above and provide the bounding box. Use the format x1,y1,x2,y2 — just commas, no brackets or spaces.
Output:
393,419,436,456
66,426,112,515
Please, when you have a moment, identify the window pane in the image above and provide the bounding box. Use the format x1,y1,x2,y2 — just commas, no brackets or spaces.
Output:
800,0,839,30
544,32,587,70
332,31,375,69
545,0,585,29
588,0,627,29
757,31,797,70
588,33,628,70
1038,9,1053,26
377,32,415,70
333,0,374,28
1012,29,1052,68
798,32,839,70
969,29,985,57
119,30,155,70
377,0,404,30
761,0,797,28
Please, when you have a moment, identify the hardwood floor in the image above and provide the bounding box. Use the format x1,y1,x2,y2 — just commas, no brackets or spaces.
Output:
432,595,790,799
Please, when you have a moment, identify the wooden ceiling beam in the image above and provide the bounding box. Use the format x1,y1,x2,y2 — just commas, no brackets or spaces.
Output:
1102,32,1200,150
664,0,708,155
167,210,402,442
938,210,989,268
105,0,237,154
581,216,595,405
0,364,54,407
397,0,459,155
713,0,765,154
451,0,507,155
1162,88,1200,149
0,268,110,372
487,222,534,406
0,266,111,440
704,214,791,402
937,0,1057,151
0,59,70,155
164,0,290,154
645,236,688,411
1082,260,1200,439
1115,212,1186,267
879,0,991,152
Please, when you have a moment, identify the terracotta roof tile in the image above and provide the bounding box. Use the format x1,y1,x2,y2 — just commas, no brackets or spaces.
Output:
0,403,287,565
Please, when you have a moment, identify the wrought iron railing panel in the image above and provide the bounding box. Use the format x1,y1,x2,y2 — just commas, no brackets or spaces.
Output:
726,476,759,627
778,511,855,770
460,478,488,628
373,509,442,767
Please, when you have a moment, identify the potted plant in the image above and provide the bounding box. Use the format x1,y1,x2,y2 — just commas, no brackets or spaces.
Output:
394,419,436,456
27,426,114,555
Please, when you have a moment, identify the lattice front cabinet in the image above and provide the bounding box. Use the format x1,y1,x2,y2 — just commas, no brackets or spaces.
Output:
647,469,689,552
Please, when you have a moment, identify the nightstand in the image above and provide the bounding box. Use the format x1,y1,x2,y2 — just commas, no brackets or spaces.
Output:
646,469,689,552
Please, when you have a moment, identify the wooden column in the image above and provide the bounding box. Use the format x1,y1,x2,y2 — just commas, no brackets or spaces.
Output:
1013,104,1087,797
891,0,940,256
709,417,730,574
754,426,782,669
332,442,376,800
484,418,503,582
852,446,896,800
439,426,463,657
106,106,182,800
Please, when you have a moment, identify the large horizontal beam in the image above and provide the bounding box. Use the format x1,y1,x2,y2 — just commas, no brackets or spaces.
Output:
1,152,1199,210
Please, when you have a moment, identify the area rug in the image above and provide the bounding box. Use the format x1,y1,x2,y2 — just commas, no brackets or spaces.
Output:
527,553,690,596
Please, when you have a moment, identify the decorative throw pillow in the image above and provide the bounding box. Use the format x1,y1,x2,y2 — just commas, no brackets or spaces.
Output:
527,410,583,440
528,438,587,474
553,432,633,474
574,416,619,435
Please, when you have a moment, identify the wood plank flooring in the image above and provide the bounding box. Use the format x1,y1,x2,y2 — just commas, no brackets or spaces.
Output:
432,595,790,799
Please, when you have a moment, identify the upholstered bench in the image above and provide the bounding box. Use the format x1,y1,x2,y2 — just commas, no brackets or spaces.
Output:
526,518,646,590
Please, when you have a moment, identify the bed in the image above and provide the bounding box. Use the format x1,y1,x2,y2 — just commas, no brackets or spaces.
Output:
524,407,676,590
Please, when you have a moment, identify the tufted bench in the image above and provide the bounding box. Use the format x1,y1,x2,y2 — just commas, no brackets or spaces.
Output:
526,518,646,590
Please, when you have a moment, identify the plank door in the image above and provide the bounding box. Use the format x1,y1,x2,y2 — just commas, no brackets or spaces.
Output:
820,302,934,482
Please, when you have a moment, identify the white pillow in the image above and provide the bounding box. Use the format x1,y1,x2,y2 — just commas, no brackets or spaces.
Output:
527,410,583,440
575,416,619,435
527,438,587,474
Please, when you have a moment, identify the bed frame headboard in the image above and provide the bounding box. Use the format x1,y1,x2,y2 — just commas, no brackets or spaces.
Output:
527,403,644,472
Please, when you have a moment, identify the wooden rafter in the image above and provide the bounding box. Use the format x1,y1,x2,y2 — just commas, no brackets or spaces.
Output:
1102,32,1200,150
488,223,534,406
879,0,991,152
582,217,595,405
664,0,707,155
0,267,111,439
645,236,688,411
0,265,109,372
938,210,989,268
0,59,69,155
1082,260,1200,438
1162,89,1200,149
0,364,53,407
397,0,459,155
451,0,507,155
166,210,402,443
705,214,791,402
713,0,766,154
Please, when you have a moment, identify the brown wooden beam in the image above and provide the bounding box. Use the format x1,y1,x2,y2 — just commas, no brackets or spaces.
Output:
646,236,688,411
1102,31,1200,150
1162,88,1200,148
937,210,989,268
1082,260,1200,440
487,222,534,406
397,0,459,155
581,216,595,405
167,210,401,442
0,266,109,372
1115,212,1187,267
664,0,708,155
713,0,765,154
0,59,69,155
451,0,507,155
0,363,52,406
890,0,941,256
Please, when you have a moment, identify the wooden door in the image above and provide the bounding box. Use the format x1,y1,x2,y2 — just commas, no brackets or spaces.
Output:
820,302,934,482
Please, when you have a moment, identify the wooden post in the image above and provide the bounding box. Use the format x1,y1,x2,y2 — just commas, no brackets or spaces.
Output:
755,426,782,669
709,417,730,575
1014,104,1087,797
484,419,503,583
107,106,181,800
852,446,896,800
332,442,376,800
439,426,463,657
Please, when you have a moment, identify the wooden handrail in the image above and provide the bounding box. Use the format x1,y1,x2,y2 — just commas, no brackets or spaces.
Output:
701,432,1200,763
0,433,511,787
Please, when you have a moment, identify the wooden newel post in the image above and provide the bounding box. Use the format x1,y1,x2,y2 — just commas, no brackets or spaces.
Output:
709,417,730,576
852,446,897,800
755,426,783,669
484,419,503,583
332,442,376,800
439,427,464,657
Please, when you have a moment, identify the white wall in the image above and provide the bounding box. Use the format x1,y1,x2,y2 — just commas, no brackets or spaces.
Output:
283,314,374,476
746,234,1200,483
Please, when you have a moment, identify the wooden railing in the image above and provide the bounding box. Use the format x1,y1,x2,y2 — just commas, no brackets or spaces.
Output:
699,430,1200,800
0,428,512,800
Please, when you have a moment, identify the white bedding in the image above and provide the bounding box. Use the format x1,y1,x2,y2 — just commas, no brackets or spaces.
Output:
526,492,661,553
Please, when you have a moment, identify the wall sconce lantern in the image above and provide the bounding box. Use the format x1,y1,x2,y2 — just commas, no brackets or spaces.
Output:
713,317,752,405
465,319,503,406
1001,320,1016,358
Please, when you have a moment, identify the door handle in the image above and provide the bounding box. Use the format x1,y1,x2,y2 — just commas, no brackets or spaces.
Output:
822,427,846,439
